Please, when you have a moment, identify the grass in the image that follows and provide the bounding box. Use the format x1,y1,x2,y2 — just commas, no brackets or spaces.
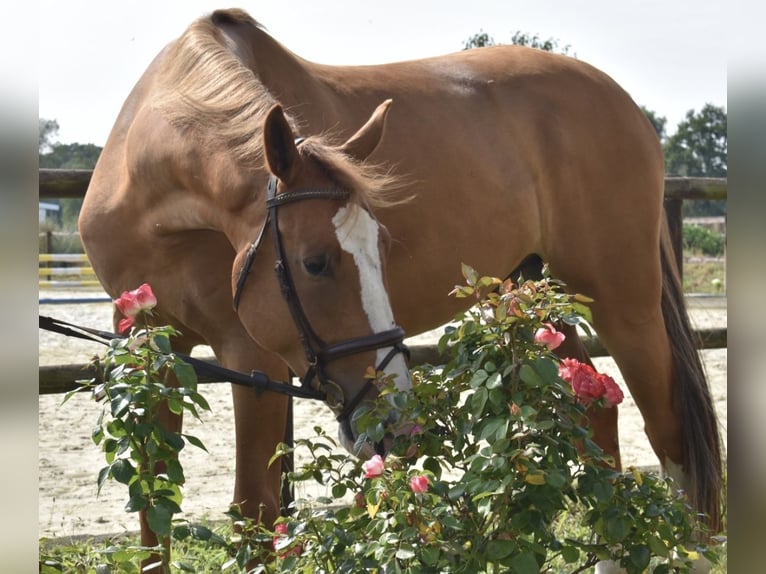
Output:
682,251,725,295
40,511,727,573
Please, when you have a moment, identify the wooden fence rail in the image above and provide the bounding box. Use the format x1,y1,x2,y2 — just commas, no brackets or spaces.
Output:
39,325,726,395
38,252,99,288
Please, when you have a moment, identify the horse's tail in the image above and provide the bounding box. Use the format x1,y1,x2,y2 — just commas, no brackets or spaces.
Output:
659,217,723,532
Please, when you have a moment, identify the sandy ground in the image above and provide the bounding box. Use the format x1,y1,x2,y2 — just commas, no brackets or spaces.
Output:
38,289,727,540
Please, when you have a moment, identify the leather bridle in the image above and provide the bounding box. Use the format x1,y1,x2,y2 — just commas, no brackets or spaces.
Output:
232,169,409,429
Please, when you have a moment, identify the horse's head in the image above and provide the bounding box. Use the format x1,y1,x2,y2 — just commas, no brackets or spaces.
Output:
232,100,411,457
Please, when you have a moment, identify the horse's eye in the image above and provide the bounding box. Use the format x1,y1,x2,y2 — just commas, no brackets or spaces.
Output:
303,254,331,277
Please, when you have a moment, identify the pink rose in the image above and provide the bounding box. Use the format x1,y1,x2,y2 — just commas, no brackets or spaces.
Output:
534,322,565,351
599,373,624,407
118,316,135,334
114,283,157,333
410,474,430,494
272,522,301,557
362,454,385,478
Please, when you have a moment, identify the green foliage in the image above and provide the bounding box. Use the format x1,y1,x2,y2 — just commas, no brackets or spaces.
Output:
641,106,667,144
463,30,573,56
266,267,719,573
39,118,60,154
683,224,725,257
62,317,212,572
44,268,724,572
664,104,727,218
38,121,102,230
40,142,102,170
664,104,727,179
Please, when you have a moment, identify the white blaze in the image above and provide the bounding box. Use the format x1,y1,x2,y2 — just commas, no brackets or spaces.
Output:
332,204,411,391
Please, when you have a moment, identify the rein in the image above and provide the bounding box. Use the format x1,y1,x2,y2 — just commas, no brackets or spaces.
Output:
39,315,326,401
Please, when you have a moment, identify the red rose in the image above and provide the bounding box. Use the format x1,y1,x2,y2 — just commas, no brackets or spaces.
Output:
559,358,623,408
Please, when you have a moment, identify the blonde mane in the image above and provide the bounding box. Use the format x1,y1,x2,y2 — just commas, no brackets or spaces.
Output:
152,10,280,166
151,9,405,207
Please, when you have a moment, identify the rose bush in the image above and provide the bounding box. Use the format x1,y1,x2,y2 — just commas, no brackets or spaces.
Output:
266,265,718,573
62,284,212,573
48,268,721,573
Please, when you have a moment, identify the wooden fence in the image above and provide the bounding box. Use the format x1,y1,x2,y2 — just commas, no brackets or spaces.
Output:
38,169,727,284
39,252,99,288
39,169,727,394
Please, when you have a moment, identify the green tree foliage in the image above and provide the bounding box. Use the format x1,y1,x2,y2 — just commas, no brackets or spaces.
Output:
39,118,60,153
39,142,102,170
665,104,727,178
641,106,668,144
39,119,103,230
464,30,573,56
664,104,727,216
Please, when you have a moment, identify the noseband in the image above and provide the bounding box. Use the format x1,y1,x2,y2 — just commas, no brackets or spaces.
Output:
232,168,409,425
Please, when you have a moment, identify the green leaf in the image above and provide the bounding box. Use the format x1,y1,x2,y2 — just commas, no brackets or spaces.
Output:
485,372,503,389
469,369,488,389
486,539,515,560
519,364,543,387
603,514,629,543
423,456,442,478
146,505,172,536
545,470,568,489
561,545,580,563
167,397,184,415
448,484,466,501
110,392,132,418
647,533,669,557
173,361,198,388
395,547,416,560
152,333,172,354
421,546,440,565
110,458,136,485
183,433,208,452
461,263,478,286
478,417,506,442
332,483,347,499
626,545,651,572
125,494,148,513
166,458,185,484
161,427,185,452
97,466,110,495
510,551,541,574
471,388,488,417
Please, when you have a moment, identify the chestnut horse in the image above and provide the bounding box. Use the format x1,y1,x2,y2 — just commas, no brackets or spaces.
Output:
79,7,722,561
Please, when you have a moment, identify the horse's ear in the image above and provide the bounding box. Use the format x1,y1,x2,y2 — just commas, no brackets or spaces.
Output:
263,104,299,181
341,99,392,161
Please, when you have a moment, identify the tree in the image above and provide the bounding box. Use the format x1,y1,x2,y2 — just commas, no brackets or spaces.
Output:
39,122,103,229
464,30,573,56
39,118,60,154
39,142,102,170
640,106,667,144
664,104,727,178
663,104,727,216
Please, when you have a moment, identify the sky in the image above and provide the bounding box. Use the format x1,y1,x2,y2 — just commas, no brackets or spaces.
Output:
39,0,728,147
